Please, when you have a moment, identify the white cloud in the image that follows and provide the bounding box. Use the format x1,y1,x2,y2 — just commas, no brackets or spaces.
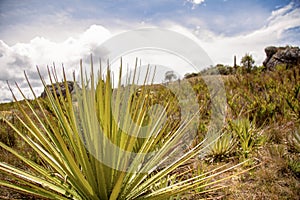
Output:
179,2,300,66
268,2,294,22
0,2,299,102
185,0,205,9
191,0,205,5
0,25,112,102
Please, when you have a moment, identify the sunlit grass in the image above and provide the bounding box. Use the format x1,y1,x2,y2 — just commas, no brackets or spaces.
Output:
0,58,253,199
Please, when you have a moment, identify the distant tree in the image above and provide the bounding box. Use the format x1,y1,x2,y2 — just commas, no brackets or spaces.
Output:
165,71,177,83
241,53,255,73
215,64,235,75
215,64,227,75
184,72,198,79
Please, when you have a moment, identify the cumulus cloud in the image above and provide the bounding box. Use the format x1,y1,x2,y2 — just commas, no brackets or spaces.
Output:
185,0,205,9
0,2,299,102
188,0,205,5
158,1,300,68
0,25,112,102
185,1,300,66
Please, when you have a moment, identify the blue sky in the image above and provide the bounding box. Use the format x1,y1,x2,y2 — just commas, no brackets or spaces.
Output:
0,0,299,102
0,0,296,43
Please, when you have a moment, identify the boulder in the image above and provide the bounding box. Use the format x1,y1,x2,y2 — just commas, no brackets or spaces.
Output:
40,81,76,98
263,46,300,70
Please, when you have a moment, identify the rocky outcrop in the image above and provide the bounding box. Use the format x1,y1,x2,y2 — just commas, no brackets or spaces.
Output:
263,46,300,70
40,81,76,98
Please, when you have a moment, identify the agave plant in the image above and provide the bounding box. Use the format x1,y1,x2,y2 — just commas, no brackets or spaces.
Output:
0,58,253,199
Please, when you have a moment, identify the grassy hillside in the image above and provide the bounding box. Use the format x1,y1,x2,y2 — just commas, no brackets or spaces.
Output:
0,66,299,199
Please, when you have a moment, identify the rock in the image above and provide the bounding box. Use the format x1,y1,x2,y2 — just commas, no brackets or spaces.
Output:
263,46,300,70
40,81,76,98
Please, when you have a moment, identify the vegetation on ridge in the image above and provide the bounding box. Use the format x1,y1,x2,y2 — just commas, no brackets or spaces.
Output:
0,56,299,199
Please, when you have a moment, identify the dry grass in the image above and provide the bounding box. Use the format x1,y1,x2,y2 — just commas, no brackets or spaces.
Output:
0,66,300,199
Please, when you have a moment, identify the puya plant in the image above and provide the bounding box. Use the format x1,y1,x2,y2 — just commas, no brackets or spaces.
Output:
289,126,300,153
206,129,238,162
0,58,253,199
287,127,300,177
229,118,265,160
